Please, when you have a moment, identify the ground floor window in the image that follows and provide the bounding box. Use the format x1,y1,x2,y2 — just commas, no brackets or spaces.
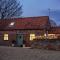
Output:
30,34,35,41
47,34,57,39
4,34,8,40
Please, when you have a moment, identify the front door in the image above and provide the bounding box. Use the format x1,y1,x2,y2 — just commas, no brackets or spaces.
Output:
16,34,23,47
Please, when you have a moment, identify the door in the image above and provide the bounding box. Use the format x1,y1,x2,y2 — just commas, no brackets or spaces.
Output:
16,34,23,47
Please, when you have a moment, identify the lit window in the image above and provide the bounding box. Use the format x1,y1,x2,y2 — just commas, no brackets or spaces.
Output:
4,34,8,40
44,34,46,37
48,34,57,39
30,34,35,41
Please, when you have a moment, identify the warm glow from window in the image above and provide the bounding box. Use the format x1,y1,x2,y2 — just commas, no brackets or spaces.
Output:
44,34,46,37
30,34,35,41
48,34,57,39
48,34,55,35
4,34,8,40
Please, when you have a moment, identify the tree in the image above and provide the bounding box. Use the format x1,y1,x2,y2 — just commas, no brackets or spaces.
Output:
0,0,22,19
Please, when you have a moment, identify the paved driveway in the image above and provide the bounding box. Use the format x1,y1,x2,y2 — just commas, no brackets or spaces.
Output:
0,46,60,60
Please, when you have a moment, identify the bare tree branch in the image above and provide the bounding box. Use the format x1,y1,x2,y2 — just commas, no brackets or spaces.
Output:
0,0,22,19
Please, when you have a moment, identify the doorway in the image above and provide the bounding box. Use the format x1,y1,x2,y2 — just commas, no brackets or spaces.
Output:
16,34,23,47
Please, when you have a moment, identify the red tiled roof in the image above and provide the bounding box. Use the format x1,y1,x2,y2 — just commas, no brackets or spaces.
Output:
0,16,49,30
16,16,49,29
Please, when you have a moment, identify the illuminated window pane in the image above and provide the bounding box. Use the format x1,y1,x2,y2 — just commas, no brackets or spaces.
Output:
4,34,8,40
48,34,57,39
30,34,35,41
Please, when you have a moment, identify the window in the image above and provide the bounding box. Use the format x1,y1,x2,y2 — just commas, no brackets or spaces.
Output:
4,34,8,40
30,34,35,41
48,34,57,39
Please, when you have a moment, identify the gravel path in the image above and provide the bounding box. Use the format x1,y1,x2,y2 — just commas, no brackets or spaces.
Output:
0,46,60,60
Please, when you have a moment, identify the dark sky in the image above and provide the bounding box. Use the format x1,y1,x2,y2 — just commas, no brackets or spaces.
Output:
20,0,60,25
